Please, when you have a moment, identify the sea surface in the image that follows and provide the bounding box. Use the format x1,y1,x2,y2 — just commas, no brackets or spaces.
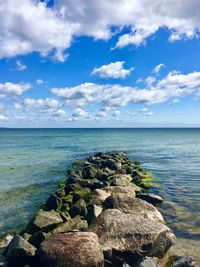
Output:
0,128,200,258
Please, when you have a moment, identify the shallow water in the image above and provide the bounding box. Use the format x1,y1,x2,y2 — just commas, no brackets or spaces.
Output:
0,128,199,247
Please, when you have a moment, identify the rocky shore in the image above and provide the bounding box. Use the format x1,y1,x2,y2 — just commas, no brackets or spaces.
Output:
1,152,196,267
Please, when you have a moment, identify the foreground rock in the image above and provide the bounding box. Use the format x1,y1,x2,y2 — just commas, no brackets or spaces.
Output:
37,232,104,267
89,209,175,265
4,235,36,267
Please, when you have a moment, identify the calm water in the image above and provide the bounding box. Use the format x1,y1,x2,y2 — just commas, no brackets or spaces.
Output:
0,128,200,243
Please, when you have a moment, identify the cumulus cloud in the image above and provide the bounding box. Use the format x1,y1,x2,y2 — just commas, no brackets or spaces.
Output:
54,109,66,117
72,108,88,118
152,63,165,74
52,71,200,109
0,0,200,60
92,61,134,79
23,98,61,110
0,82,31,96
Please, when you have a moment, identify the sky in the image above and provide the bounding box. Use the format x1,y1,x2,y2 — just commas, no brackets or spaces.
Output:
0,0,200,128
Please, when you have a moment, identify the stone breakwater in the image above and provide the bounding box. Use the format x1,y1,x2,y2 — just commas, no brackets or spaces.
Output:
1,152,196,267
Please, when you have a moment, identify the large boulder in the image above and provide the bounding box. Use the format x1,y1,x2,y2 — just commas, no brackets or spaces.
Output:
37,232,104,267
27,210,63,234
103,193,164,222
89,209,175,264
4,235,36,267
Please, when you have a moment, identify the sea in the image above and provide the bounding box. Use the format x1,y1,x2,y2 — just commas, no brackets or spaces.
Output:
0,128,199,261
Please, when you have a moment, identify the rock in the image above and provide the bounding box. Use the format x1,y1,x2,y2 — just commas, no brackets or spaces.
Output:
87,204,103,224
110,174,132,186
59,211,71,222
82,166,98,179
37,232,104,267
134,258,158,267
29,231,46,248
22,233,32,241
89,209,175,264
27,210,63,234
102,185,137,198
52,216,88,234
72,186,92,203
92,189,111,203
103,193,164,222
46,194,62,210
171,256,195,267
80,179,104,190
137,193,163,206
69,199,88,218
96,170,109,181
4,235,36,267
0,235,13,248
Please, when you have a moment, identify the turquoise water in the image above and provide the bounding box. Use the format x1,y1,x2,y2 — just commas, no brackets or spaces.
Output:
0,128,200,242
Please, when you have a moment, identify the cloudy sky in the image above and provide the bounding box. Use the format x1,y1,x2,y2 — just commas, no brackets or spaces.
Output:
0,0,200,127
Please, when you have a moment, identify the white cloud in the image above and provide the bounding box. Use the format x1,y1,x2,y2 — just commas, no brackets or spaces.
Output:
92,61,134,79
36,79,44,85
15,60,27,71
72,108,88,118
152,63,165,74
52,71,200,109
54,109,66,117
0,0,200,60
24,98,61,110
0,114,9,122
171,99,180,105
139,108,154,116
0,82,31,96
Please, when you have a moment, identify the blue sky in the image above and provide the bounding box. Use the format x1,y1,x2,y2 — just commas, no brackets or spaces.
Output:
0,0,200,127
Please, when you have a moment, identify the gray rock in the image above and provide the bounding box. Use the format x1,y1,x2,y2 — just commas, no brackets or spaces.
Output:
171,256,195,267
37,232,104,267
110,174,132,186
4,235,36,267
52,216,88,234
137,193,163,206
103,193,164,222
27,210,63,234
102,185,137,197
89,209,175,264
133,258,158,267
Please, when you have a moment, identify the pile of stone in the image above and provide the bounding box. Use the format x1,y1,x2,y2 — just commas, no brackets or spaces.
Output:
1,152,195,267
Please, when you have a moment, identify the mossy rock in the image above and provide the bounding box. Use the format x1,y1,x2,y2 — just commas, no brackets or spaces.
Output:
72,184,92,203
46,194,62,210
69,199,88,218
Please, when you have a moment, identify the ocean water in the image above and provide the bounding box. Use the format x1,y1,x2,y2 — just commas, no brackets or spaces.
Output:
0,128,200,247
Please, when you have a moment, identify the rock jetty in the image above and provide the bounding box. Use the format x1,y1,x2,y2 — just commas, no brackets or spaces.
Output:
2,152,195,267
